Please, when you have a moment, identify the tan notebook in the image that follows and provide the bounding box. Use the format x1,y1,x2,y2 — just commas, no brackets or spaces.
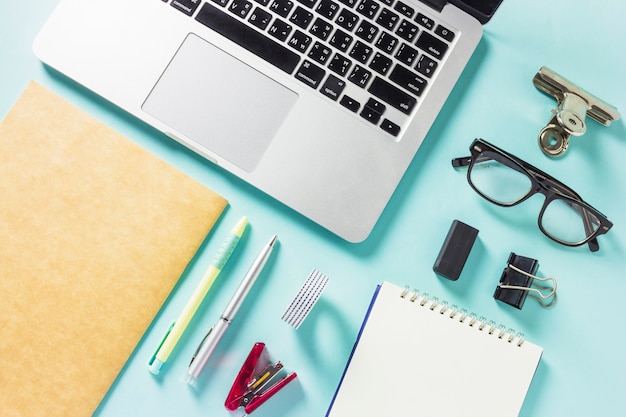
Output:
0,82,227,417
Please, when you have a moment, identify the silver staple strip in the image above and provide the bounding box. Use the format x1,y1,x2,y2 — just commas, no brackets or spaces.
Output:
281,269,329,329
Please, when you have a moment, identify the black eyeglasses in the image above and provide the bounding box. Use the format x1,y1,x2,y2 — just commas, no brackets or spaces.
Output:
452,139,613,252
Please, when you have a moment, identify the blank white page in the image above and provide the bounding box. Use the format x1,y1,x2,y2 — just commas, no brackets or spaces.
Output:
327,281,542,417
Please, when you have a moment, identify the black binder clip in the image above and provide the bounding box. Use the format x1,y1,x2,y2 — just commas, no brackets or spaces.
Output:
493,253,557,309
225,342,297,414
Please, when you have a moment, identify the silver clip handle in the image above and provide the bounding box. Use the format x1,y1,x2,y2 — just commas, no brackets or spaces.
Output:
533,66,620,156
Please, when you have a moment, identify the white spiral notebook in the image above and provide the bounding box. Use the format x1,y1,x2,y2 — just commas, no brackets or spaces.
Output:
327,281,543,417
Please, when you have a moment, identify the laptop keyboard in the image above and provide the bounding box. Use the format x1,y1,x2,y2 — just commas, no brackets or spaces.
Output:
166,0,456,137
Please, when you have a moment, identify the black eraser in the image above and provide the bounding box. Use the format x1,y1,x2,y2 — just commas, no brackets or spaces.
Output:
433,220,479,281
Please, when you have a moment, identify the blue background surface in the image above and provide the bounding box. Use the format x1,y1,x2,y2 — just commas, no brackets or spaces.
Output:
2,1,625,416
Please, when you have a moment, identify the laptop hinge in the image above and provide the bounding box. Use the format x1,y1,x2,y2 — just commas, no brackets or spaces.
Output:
419,0,447,12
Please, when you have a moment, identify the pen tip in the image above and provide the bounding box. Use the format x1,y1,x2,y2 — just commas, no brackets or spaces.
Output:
269,235,277,246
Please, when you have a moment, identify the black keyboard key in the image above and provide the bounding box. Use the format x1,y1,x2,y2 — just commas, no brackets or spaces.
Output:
415,31,448,59
360,107,381,124
415,12,434,29
196,4,300,73
435,24,455,41
349,40,373,63
295,60,326,88
310,17,333,40
381,118,401,136
268,18,293,41
249,7,272,29
375,32,398,54
329,28,353,51
415,54,437,77
365,97,385,114
328,52,352,76
360,98,385,124
316,0,340,19
348,64,372,88
396,19,418,42
288,29,312,52
340,95,360,112
290,6,314,28
355,0,379,19
369,52,392,75
297,0,317,8
335,8,359,31
389,64,426,96
308,41,332,64
321,74,346,100
355,20,378,42
229,0,253,18
171,0,202,16
368,76,416,114
212,0,229,7
255,0,271,6
269,0,294,17
393,1,414,18
337,0,356,8
376,8,400,31
395,42,418,66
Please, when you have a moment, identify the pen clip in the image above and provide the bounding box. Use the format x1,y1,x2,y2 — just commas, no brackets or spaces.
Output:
189,324,214,367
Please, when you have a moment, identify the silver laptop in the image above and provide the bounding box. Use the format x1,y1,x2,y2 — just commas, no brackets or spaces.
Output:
33,0,502,242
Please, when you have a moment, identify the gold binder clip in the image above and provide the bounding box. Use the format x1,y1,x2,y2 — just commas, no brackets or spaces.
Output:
533,66,620,157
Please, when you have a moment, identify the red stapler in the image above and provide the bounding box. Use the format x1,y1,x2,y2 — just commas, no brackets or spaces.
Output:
225,342,297,414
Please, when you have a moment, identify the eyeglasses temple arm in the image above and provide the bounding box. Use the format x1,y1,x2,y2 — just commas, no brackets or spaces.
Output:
451,156,472,168
588,237,599,252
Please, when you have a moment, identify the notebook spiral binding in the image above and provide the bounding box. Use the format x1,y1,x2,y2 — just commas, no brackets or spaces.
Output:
400,287,526,347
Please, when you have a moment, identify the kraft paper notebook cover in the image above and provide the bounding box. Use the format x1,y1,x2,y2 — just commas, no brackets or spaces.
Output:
0,82,227,417
327,281,543,417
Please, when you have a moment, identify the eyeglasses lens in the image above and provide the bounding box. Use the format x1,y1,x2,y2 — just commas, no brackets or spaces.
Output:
541,198,601,245
469,153,532,205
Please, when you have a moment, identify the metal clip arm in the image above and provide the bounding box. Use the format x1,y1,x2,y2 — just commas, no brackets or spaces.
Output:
533,66,620,157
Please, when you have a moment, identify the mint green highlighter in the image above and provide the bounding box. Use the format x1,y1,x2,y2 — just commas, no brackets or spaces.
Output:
148,216,248,374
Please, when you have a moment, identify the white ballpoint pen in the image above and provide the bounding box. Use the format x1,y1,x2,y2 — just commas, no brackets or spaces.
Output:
187,234,277,385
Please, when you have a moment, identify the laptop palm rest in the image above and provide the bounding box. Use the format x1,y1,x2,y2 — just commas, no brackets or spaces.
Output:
142,33,298,172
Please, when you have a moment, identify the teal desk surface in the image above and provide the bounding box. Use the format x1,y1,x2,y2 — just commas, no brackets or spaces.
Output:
2,1,625,416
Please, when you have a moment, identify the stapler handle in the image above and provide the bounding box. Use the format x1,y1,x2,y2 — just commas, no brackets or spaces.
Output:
245,372,298,413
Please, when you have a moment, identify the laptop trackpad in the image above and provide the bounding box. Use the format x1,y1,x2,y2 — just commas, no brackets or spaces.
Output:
142,33,298,172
